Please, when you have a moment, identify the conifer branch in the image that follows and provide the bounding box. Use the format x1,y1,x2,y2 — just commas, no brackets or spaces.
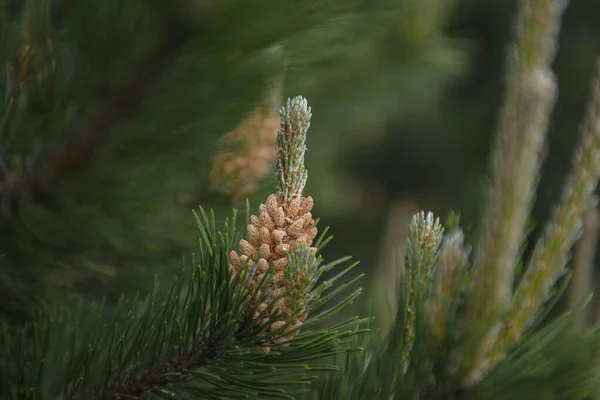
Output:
500,59,600,351
298,2,600,398
1,14,191,204
0,93,363,399
0,207,362,400
457,0,566,384
400,212,443,374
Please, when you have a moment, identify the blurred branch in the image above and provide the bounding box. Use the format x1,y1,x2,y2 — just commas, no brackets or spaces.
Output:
0,15,191,205
505,58,600,343
458,0,566,385
569,200,599,330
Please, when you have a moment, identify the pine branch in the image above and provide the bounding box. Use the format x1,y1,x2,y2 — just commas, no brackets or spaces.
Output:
0,208,363,399
1,12,191,205
497,58,600,356
1,94,365,399
399,212,443,374
302,1,600,399
455,0,567,385
465,310,600,400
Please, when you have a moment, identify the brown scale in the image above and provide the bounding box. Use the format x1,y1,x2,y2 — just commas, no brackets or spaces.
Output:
230,193,318,351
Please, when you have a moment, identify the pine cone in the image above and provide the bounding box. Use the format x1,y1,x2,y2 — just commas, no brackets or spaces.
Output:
210,107,280,202
230,193,318,351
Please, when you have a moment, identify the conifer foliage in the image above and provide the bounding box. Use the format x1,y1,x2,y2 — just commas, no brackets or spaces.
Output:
0,96,363,399
4,0,600,399
1,0,448,326
307,0,600,398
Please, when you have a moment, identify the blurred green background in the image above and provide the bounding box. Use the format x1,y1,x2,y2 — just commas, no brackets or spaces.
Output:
2,0,600,329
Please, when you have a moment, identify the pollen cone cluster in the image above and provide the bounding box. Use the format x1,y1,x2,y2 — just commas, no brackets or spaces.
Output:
209,106,280,202
230,193,318,351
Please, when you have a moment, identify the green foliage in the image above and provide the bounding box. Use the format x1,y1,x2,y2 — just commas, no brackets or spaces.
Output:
0,207,363,399
5,0,600,399
305,0,600,396
306,294,600,400
0,0,463,326
467,313,600,400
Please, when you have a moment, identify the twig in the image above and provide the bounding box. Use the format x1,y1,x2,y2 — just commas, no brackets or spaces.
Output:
71,334,219,400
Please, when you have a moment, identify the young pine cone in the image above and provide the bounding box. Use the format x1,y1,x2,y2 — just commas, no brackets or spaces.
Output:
210,107,280,202
229,193,318,351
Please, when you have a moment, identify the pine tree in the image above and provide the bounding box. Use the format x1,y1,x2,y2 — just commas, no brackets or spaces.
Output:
4,0,600,399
